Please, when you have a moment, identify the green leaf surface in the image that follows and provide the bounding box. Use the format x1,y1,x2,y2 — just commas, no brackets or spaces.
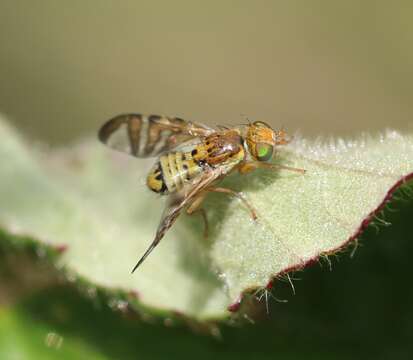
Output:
2,207,413,360
0,118,412,319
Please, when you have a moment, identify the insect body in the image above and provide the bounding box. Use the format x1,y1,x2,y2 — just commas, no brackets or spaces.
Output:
147,130,244,195
98,114,304,272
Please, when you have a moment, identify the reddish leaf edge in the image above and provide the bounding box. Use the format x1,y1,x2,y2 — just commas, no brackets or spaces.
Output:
227,172,413,313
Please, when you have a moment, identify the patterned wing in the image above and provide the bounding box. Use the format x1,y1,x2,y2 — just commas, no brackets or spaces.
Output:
131,168,222,272
98,113,213,158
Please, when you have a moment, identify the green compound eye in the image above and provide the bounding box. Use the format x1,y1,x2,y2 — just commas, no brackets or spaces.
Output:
256,143,273,161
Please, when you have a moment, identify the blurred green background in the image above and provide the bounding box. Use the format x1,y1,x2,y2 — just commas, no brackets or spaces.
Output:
1,0,413,143
0,1,412,359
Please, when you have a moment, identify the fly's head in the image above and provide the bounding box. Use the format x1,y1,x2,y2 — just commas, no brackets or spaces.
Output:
245,121,290,162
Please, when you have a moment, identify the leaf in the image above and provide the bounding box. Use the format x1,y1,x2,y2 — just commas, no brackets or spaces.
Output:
0,117,412,319
0,120,227,320
211,132,413,307
3,211,413,360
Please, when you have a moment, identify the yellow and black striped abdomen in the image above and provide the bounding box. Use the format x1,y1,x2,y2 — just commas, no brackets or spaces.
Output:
146,152,202,194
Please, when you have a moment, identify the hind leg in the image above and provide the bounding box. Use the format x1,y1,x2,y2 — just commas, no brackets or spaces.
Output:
186,193,209,239
207,186,257,221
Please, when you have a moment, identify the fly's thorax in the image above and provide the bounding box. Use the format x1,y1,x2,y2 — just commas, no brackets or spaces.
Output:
146,151,202,194
191,130,245,167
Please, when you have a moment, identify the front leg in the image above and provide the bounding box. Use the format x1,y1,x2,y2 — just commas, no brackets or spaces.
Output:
239,162,306,175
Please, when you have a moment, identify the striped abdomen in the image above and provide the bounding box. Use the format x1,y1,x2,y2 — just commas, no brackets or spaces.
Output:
147,152,203,194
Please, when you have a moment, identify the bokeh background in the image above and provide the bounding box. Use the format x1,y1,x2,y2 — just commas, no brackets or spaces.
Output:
1,0,412,144
0,1,412,359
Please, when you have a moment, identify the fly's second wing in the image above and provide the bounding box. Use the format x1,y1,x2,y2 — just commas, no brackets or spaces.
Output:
98,113,214,158
131,168,222,272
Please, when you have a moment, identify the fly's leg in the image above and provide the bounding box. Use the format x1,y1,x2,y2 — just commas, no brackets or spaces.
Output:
186,193,209,239
258,162,306,174
189,208,209,239
238,162,257,174
207,187,257,221
239,162,306,175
